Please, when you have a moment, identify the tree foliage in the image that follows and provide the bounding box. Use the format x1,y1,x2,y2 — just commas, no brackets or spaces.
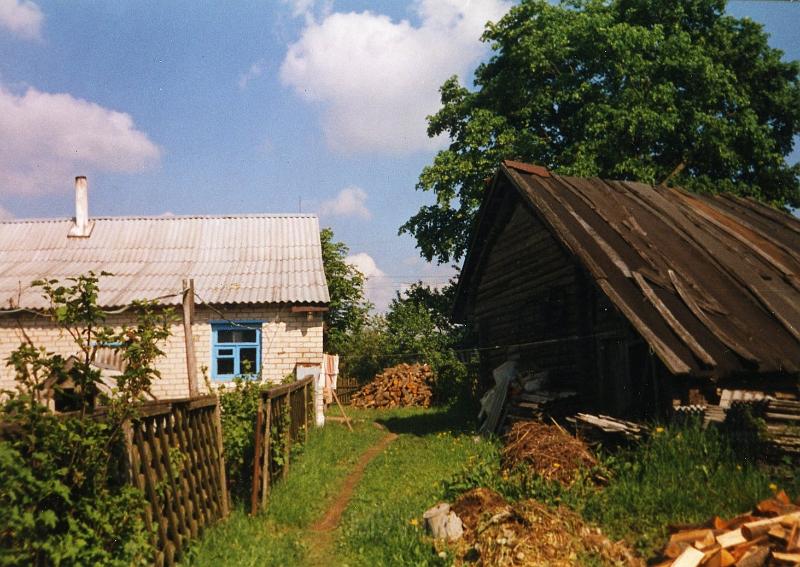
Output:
0,273,171,566
319,228,371,353
401,0,800,264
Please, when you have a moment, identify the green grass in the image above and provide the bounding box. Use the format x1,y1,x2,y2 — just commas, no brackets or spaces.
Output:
334,404,498,566
442,422,799,559
185,415,385,566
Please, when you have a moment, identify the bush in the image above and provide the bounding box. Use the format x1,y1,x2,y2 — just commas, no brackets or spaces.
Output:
217,377,261,503
0,273,170,566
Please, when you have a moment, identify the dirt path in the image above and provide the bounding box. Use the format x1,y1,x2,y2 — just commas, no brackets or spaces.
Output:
304,430,398,566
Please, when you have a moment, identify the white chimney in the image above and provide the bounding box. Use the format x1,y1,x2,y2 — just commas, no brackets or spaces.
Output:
67,176,94,237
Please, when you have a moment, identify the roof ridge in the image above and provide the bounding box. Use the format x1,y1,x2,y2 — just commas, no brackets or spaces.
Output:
0,213,320,224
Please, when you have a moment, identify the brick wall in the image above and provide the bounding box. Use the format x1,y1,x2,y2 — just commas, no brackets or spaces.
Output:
0,304,323,399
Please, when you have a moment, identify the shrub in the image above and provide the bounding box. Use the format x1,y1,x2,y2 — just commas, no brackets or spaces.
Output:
0,273,170,566
217,377,261,502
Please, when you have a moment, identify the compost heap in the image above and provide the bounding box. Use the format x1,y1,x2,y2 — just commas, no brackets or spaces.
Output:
350,363,433,408
447,488,642,566
652,490,800,566
502,421,598,485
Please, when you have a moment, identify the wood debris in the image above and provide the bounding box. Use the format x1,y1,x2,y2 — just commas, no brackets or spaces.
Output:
443,488,644,566
350,363,433,408
568,413,649,444
653,492,800,566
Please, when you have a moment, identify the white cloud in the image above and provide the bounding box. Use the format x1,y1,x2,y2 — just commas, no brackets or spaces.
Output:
280,0,511,154
0,204,13,219
238,61,265,90
346,252,394,312
318,186,371,219
0,85,160,195
0,0,43,40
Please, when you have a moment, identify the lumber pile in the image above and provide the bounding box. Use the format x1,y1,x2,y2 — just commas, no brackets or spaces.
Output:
568,413,649,444
505,369,580,423
350,363,433,408
764,399,800,457
653,492,800,566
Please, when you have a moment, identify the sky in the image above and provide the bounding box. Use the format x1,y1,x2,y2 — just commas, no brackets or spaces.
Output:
0,0,798,311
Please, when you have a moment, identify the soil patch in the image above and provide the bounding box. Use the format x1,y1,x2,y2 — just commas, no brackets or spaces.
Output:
502,421,597,485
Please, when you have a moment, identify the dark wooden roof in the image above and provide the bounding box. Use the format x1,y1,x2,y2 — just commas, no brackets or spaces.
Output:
455,161,800,379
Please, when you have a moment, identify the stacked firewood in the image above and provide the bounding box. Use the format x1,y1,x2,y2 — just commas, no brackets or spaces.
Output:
350,363,433,408
654,492,800,566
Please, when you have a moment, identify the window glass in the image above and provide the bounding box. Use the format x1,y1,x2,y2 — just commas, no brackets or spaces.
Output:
211,322,261,381
217,358,234,376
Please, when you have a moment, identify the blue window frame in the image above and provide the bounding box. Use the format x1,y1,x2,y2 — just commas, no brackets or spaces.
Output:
211,321,262,381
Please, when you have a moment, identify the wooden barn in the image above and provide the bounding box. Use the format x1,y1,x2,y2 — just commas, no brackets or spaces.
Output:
454,161,800,419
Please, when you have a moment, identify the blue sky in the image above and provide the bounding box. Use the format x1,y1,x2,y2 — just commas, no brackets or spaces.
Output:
0,0,798,310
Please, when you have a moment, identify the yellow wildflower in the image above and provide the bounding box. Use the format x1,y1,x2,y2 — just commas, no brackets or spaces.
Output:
409,518,419,526
769,483,778,492
655,427,665,434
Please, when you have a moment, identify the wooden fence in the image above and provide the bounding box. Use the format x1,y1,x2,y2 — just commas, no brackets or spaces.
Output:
335,374,360,405
125,395,229,567
251,376,313,515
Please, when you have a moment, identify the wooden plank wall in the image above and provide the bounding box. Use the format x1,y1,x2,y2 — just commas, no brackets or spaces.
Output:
250,376,313,515
474,203,585,390
125,395,229,567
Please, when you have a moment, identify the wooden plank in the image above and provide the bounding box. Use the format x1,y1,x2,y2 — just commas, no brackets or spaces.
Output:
672,545,705,567
212,402,229,518
596,279,692,374
261,398,272,510
187,396,219,410
668,269,759,364
632,271,716,367
251,397,264,516
182,279,198,398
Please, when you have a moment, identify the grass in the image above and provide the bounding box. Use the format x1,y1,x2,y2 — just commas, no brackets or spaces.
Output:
442,421,800,559
185,414,385,566
333,404,498,566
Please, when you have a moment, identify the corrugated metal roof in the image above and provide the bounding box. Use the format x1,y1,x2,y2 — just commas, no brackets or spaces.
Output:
0,214,330,309
456,160,800,378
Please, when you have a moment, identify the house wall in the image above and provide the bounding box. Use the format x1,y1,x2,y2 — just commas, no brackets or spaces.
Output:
0,304,323,400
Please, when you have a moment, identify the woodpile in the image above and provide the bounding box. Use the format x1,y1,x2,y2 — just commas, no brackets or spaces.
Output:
350,363,433,409
653,492,800,566
764,399,800,457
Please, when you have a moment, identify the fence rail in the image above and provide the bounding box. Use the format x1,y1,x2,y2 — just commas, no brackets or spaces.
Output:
251,376,313,515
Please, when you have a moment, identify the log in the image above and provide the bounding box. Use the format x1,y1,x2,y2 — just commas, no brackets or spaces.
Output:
742,512,800,540
717,529,747,549
734,546,769,567
671,545,705,567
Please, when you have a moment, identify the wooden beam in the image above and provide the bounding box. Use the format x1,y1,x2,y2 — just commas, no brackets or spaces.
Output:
632,271,716,368
290,305,329,313
182,279,198,397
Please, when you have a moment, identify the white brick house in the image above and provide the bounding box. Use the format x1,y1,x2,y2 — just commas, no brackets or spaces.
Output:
0,177,329,399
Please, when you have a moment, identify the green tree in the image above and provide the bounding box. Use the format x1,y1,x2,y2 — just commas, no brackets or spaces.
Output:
401,0,800,264
320,228,371,353
385,282,471,403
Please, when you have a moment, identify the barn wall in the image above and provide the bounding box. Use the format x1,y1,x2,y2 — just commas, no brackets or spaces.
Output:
472,201,587,392
0,304,323,399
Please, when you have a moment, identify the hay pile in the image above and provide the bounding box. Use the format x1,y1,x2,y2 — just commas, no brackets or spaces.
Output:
502,421,597,485
350,363,433,408
447,488,642,566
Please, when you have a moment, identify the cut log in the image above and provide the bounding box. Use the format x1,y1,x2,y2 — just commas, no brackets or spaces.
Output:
671,545,705,567
717,529,747,549
742,512,800,540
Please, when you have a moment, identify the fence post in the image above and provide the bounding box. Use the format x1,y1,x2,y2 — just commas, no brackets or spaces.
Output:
250,397,264,516
283,394,291,480
212,403,230,518
303,382,309,444
182,279,198,397
261,397,272,509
